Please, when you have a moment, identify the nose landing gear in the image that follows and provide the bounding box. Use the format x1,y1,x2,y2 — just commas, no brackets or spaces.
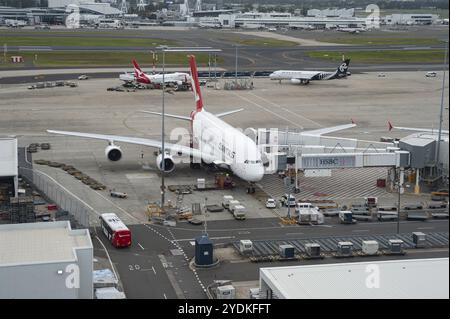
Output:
247,183,256,194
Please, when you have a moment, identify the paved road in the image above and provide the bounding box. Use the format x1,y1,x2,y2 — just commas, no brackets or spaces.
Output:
94,223,208,299
164,217,449,245
94,216,448,298
1,63,448,85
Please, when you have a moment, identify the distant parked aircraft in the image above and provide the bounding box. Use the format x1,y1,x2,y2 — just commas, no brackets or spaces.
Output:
269,59,351,85
119,59,191,90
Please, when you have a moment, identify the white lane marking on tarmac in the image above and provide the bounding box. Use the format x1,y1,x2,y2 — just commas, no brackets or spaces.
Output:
352,229,370,232
152,266,157,275
248,92,323,128
172,236,235,242
138,243,145,250
417,227,435,230
232,92,304,128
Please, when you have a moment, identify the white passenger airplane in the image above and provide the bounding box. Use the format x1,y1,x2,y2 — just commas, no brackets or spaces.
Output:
119,59,191,89
269,59,351,85
337,27,367,34
388,121,449,135
48,56,357,192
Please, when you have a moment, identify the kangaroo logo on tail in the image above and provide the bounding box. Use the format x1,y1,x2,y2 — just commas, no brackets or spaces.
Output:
188,55,203,112
132,59,151,84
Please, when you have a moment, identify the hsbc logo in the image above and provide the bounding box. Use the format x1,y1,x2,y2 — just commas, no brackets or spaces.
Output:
319,158,339,166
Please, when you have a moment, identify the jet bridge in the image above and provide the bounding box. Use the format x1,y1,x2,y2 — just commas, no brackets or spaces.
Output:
247,128,410,173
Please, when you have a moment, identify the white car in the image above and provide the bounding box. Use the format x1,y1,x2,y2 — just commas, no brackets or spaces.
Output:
281,194,296,207
378,72,386,78
78,75,89,80
425,71,437,78
266,198,277,209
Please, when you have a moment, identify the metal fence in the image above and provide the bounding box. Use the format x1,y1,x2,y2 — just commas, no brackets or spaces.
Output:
19,167,91,228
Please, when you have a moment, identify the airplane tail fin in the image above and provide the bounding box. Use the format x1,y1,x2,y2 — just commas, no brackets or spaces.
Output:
132,59,142,76
336,59,350,76
388,121,394,131
327,59,350,80
132,59,151,83
188,55,204,112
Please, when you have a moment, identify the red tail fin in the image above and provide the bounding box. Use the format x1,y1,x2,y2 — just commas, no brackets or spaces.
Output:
132,59,150,84
388,121,393,131
188,55,203,112
132,59,142,74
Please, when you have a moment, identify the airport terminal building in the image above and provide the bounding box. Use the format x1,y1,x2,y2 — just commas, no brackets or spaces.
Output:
0,2,121,25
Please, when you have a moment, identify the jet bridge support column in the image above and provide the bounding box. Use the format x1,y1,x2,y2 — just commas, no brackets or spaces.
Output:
414,168,420,194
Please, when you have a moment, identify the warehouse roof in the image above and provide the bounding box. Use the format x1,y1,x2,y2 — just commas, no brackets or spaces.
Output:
0,221,92,266
260,258,449,299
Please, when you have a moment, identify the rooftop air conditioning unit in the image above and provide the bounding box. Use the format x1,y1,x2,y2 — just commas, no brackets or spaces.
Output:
337,241,353,256
279,244,295,258
388,239,404,254
362,240,379,255
412,232,426,248
216,285,236,299
239,240,253,254
305,243,321,257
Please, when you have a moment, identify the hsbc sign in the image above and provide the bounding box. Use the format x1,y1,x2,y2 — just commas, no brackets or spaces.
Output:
301,155,356,169
319,158,339,166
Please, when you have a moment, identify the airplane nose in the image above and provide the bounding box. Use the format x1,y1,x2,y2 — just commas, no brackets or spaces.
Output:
246,165,265,182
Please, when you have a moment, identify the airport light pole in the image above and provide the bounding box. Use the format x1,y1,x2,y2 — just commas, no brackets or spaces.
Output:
155,47,222,208
396,168,404,234
435,40,448,177
234,45,239,85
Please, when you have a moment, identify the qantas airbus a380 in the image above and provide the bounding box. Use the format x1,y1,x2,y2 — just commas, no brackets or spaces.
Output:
48,56,265,191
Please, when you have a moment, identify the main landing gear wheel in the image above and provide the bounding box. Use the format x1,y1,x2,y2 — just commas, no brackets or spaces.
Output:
247,184,256,194
190,162,201,169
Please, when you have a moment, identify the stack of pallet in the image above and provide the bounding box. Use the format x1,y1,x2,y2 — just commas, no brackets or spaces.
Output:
10,196,35,223
0,184,10,204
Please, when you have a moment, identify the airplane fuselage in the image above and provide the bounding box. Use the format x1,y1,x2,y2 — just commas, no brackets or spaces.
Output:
120,72,190,85
270,70,334,82
191,110,264,182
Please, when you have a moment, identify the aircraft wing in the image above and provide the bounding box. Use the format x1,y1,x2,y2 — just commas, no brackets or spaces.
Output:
388,121,448,134
47,130,216,162
302,123,356,136
215,108,244,118
391,126,449,134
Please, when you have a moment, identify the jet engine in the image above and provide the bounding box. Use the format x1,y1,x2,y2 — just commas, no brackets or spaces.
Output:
105,145,122,161
156,153,175,173
291,78,309,85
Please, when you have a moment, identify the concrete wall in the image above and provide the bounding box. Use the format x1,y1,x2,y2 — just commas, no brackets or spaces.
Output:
0,262,78,298
0,138,17,178
74,237,94,299
0,246,93,299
